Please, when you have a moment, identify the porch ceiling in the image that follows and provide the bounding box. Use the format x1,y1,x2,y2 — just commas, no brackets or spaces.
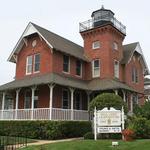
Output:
0,73,137,93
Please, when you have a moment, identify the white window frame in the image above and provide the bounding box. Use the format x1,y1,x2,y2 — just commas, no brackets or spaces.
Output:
26,55,32,75
92,41,100,49
113,42,118,50
33,53,40,73
114,60,119,78
132,67,138,83
92,59,100,78
76,60,82,77
63,55,70,74
62,89,69,109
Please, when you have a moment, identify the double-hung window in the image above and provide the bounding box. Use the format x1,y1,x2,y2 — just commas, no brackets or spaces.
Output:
62,90,69,109
132,67,138,83
63,55,70,73
26,56,32,75
76,60,82,76
34,54,40,73
92,59,100,78
92,41,100,49
114,60,119,78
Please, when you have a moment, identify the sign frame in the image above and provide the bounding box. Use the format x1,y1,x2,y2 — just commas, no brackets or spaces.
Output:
94,107,125,140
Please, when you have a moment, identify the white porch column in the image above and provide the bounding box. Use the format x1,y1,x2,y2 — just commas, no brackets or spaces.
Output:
130,94,133,113
122,90,126,102
48,83,55,120
69,88,75,120
115,90,118,95
15,88,21,120
31,86,37,120
1,92,5,119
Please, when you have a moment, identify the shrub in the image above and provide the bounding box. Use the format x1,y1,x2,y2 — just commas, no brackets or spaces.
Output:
0,121,91,140
134,101,150,120
84,132,94,139
128,117,150,139
89,93,127,113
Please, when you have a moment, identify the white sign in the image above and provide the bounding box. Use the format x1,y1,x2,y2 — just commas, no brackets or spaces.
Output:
97,108,121,126
94,107,125,140
97,127,121,133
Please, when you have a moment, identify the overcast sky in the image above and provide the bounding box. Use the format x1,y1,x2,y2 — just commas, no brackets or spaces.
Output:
0,0,150,85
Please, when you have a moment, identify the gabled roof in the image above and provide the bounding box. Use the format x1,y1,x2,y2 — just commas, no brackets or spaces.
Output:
121,42,149,75
8,22,88,63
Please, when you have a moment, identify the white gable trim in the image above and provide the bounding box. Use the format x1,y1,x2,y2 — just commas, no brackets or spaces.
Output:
8,22,53,63
127,42,149,75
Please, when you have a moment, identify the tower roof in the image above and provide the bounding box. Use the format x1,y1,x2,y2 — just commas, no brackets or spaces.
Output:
91,6,114,17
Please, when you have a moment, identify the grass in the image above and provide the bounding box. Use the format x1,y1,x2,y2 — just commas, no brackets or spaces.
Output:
21,139,150,150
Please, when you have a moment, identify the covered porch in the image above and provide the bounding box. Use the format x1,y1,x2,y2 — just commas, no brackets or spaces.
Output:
0,85,90,121
0,73,140,120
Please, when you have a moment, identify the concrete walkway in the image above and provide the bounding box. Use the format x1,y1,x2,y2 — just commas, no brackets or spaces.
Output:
27,137,83,146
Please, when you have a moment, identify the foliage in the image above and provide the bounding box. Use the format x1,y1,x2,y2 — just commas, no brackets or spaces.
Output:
134,101,150,120
0,121,91,140
89,93,127,113
127,116,150,139
84,132,94,139
122,129,134,137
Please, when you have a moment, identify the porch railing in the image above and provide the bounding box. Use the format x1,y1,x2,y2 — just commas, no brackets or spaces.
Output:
0,108,89,121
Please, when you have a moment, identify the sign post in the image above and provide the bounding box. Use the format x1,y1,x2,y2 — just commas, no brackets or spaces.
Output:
94,107,97,140
94,107,125,140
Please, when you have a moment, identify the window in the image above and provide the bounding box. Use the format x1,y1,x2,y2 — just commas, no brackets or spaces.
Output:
132,95,139,106
92,41,100,49
114,60,119,78
76,60,82,76
132,67,138,83
4,94,13,110
62,90,69,109
26,56,32,74
113,42,118,50
34,90,39,108
34,54,40,73
75,92,82,110
63,55,70,73
24,91,31,109
92,59,100,78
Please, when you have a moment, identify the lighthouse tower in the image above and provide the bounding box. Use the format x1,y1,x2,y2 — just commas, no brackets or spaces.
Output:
80,6,126,80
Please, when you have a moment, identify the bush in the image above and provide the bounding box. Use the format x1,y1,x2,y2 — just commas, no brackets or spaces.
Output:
128,117,150,139
134,101,150,120
0,121,91,140
84,132,94,139
89,93,127,113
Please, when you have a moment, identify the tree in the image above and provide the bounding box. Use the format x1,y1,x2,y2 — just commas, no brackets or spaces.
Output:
89,93,127,113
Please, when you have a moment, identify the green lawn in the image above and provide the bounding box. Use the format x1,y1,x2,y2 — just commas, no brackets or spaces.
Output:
21,139,150,150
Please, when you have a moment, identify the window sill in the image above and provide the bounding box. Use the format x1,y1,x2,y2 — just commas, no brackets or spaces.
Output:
62,71,70,75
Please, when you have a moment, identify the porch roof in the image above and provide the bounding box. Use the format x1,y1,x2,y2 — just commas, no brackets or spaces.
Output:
0,73,137,93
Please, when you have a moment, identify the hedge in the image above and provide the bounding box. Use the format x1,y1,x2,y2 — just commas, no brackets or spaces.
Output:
0,121,91,140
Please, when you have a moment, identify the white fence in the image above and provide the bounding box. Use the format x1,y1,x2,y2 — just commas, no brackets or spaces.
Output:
0,108,89,121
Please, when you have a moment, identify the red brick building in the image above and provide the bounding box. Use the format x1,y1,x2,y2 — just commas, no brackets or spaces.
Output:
0,7,149,120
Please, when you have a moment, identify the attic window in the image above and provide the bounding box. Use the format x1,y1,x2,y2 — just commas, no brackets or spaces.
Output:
32,40,37,47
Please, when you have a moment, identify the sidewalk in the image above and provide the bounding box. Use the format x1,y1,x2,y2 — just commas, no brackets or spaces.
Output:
27,137,83,146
